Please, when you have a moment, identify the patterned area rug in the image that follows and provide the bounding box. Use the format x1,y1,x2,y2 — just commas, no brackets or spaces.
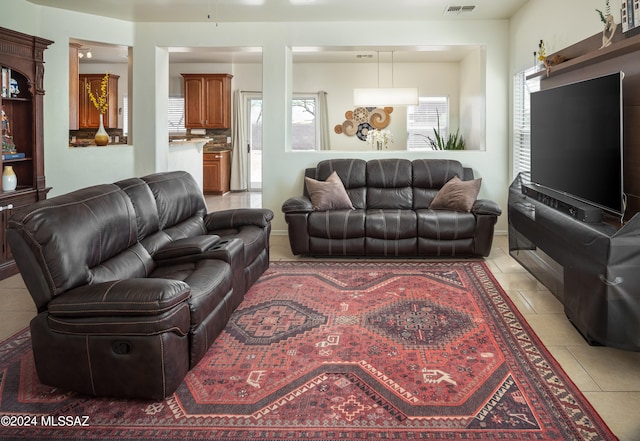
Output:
0,261,617,440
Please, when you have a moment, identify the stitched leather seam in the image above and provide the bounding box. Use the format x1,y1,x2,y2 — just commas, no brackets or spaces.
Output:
86,336,96,396
101,280,118,302
160,335,166,397
9,186,124,222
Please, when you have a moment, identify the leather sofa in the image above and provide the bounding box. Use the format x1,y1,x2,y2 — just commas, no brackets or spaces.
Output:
7,171,273,399
282,158,501,257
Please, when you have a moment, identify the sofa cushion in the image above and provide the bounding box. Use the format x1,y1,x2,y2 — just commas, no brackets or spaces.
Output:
114,178,161,241
365,209,417,239
315,159,367,208
142,171,208,231
366,159,413,209
150,258,232,328
412,159,467,208
308,209,366,238
305,171,354,211
7,184,139,297
429,176,482,212
416,210,477,239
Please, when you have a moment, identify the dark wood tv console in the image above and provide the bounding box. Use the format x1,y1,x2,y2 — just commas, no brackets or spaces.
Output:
508,174,640,351
510,31,640,351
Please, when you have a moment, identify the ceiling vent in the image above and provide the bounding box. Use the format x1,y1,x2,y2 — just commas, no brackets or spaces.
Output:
444,5,476,15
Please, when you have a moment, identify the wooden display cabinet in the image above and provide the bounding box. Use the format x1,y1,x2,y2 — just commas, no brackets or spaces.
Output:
182,74,232,129
0,27,52,279
203,150,231,195
78,73,119,128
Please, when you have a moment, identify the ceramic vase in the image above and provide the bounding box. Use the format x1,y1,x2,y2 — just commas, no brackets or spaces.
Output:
94,114,109,146
2,165,17,191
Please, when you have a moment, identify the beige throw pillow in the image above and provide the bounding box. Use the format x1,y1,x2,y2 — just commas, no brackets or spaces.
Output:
429,176,481,212
304,171,354,211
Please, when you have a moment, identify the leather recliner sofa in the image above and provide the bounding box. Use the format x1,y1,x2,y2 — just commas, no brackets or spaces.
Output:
7,171,273,399
282,158,501,257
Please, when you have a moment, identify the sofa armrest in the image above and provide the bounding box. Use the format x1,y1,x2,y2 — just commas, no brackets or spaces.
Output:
472,199,502,216
282,196,314,214
204,208,274,231
154,235,220,261
47,279,191,318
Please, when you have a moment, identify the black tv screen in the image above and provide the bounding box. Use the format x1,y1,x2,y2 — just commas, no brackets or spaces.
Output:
530,71,624,216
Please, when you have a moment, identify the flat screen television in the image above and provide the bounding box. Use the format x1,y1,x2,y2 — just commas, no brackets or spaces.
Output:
530,71,624,217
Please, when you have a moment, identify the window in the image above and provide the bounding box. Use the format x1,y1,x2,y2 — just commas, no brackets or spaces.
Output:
291,95,317,151
168,96,186,135
512,68,539,179
406,97,449,151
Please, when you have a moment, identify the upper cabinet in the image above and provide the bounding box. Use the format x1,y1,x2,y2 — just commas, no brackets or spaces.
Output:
78,74,119,129
182,74,232,129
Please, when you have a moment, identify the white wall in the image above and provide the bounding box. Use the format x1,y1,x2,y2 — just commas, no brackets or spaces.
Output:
510,0,623,74
3,3,510,234
459,47,486,151
135,19,510,233
1,2,137,196
508,0,624,181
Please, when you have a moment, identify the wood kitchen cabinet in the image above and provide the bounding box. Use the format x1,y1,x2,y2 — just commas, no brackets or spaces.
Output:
79,74,119,128
0,27,52,279
182,74,232,129
203,151,231,195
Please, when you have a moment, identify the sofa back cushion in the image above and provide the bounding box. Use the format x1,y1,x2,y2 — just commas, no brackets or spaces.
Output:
366,159,413,209
315,159,367,209
115,177,161,240
142,171,208,239
7,184,147,305
412,159,467,208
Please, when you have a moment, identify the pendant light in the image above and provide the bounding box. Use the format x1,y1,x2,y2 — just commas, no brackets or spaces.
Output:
353,51,418,106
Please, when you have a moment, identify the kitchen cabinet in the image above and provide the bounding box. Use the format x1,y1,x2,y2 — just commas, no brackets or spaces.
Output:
79,74,119,129
203,150,231,195
182,74,232,129
0,27,52,279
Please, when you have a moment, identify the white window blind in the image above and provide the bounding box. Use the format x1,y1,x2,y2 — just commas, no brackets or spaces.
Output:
513,69,539,179
407,96,449,151
168,96,186,135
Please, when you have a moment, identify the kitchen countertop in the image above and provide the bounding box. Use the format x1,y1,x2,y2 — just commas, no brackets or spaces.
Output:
168,137,211,145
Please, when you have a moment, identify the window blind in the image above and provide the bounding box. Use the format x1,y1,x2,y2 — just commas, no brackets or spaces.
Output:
513,69,539,180
168,96,186,134
407,96,449,151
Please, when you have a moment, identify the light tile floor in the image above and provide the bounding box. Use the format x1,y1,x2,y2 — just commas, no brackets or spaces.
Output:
0,191,638,440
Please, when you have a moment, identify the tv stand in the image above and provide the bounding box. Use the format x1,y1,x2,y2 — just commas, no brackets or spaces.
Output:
521,184,603,223
508,174,640,351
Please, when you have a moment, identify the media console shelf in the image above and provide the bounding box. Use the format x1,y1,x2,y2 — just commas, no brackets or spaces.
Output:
508,174,640,351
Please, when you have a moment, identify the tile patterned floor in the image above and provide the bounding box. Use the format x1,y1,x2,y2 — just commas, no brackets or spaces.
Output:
0,191,638,440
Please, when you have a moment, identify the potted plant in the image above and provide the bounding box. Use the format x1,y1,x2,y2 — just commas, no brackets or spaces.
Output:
427,110,465,150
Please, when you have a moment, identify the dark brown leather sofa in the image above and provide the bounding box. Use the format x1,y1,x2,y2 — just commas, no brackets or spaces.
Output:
282,158,501,257
7,171,273,399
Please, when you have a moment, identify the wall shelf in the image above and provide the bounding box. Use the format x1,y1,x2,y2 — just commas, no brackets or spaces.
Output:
527,31,640,80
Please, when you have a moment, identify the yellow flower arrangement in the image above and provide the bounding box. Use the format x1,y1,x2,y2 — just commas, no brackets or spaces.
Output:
86,73,109,114
537,40,546,62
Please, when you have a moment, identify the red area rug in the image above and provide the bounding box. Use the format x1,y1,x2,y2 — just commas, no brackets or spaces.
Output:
0,261,617,440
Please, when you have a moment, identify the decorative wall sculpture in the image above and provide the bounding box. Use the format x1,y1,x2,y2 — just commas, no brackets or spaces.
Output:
334,106,393,141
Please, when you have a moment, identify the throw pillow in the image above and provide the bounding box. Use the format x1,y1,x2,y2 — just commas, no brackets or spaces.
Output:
429,176,481,212
304,171,354,211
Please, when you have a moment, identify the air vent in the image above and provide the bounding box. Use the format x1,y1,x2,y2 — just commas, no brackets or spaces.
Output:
356,54,374,59
444,5,476,15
